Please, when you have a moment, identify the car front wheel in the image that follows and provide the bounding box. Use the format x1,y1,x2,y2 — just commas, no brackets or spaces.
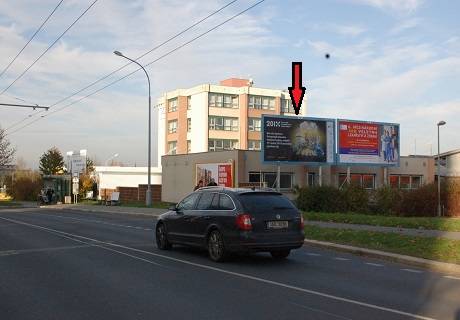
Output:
207,230,227,262
270,249,290,259
156,222,172,250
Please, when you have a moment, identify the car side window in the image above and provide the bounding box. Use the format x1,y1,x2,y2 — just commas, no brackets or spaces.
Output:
218,194,234,210
196,192,215,210
177,193,200,210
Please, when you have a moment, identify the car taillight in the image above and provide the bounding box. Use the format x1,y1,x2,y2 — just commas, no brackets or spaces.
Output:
236,214,252,231
300,215,304,229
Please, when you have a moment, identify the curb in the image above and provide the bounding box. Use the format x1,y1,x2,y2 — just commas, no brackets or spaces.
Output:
304,239,460,276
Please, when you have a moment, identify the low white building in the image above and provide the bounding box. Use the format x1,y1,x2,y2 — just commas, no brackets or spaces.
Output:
94,166,162,197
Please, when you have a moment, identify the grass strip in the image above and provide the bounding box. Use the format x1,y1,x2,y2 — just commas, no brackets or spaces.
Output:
0,201,22,207
305,225,460,264
304,211,460,232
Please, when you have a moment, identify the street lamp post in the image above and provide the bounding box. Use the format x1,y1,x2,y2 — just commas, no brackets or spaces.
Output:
437,120,446,217
114,50,152,206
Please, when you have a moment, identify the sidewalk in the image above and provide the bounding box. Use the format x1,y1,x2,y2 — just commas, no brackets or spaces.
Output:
306,220,460,241
44,204,167,217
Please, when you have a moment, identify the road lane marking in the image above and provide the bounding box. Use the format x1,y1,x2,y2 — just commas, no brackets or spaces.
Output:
0,245,95,257
0,216,436,320
334,257,350,261
26,212,154,231
444,276,460,281
365,262,384,267
0,216,164,268
290,302,353,320
401,268,423,274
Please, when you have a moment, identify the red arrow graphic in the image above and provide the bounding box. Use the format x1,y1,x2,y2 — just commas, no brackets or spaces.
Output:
288,62,306,115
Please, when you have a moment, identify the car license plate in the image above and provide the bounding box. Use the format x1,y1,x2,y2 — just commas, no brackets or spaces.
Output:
267,221,288,229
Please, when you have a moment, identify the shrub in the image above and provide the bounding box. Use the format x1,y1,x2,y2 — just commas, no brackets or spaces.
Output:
341,183,369,213
399,183,439,217
445,179,460,216
10,175,42,201
295,186,346,213
373,186,402,215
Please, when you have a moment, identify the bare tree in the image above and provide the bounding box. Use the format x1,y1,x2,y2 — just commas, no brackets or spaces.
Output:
0,126,15,167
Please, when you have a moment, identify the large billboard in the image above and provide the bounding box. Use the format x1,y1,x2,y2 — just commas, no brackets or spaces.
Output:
338,119,400,166
196,163,233,187
262,115,335,163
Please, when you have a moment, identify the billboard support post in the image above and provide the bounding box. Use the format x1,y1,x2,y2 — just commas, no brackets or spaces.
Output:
346,166,351,185
276,162,281,192
318,166,323,187
384,167,388,186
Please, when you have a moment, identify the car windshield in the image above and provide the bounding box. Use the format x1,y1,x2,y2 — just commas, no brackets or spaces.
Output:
239,193,296,214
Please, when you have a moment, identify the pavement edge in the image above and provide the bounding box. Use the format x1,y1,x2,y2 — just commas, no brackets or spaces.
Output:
305,239,460,276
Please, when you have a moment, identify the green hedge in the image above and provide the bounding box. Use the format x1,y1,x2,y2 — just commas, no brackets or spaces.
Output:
295,181,460,217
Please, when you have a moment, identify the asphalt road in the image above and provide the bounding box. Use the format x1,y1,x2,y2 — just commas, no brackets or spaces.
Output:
1,208,460,320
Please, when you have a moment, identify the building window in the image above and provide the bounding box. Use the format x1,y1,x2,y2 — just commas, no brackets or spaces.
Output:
187,96,191,110
187,118,191,133
338,173,376,190
248,140,261,150
168,98,177,112
168,141,177,155
411,176,422,189
187,140,191,153
281,99,296,113
248,171,293,190
209,93,238,108
307,172,315,187
248,118,261,131
389,175,423,189
249,95,275,110
209,116,238,131
208,139,238,152
168,120,177,134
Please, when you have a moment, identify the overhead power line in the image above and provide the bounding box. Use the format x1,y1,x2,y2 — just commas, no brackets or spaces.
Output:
4,0,238,133
0,103,49,110
47,0,238,110
5,0,266,137
0,0,100,96
0,0,64,80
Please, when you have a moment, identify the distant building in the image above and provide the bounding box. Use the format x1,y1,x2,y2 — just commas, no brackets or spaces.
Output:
156,78,307,166
436,149,460,180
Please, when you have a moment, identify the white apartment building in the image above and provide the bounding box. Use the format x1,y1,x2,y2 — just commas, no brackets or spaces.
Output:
156,78,307,167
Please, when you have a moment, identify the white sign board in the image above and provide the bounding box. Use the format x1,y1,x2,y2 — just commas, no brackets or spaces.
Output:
70,156,86,174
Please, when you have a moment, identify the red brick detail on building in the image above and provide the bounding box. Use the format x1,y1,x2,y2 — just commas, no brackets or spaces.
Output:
115,185,162,203
116,186,140,203
100,188,116,201
219,78,250,87
138,184,162,202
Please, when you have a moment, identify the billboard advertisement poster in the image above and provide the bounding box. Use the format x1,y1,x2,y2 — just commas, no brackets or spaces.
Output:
196,163,233,187
338,119,400,166
262,115,335,163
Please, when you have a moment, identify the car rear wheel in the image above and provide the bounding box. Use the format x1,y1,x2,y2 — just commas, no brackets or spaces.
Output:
270,249,290,259
208,230,227,262
156,222,172,250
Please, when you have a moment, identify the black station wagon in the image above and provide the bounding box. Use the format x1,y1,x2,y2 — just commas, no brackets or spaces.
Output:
155,187,305,262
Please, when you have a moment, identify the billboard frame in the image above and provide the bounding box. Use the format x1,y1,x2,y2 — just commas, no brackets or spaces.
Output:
336,118,400,167
261,114,336,165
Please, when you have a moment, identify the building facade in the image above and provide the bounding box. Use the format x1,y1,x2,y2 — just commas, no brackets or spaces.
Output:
161,150,434,203
156,78,307,166
436,149,460,179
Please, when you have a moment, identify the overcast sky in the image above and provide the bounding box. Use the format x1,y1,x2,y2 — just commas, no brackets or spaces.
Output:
0,0,459,168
